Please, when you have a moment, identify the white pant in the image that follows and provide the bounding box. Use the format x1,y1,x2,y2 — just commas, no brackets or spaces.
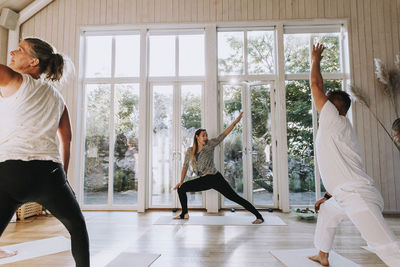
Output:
314,184,400,266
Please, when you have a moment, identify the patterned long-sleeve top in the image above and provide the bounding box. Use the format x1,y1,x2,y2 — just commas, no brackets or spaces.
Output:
182,132,227,176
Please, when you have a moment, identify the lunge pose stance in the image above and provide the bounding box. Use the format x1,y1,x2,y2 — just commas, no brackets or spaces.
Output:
0,38,90,266
173,112,264,224
308,44,400,266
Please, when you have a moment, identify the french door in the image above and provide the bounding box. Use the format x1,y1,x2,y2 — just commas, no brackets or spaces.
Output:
149,82,205,208
220,82,278,208
81,83,140,209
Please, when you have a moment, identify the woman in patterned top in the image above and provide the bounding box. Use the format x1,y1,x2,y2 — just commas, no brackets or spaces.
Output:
173,112,264,224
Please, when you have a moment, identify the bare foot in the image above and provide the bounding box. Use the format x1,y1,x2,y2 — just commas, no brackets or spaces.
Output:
252,218,264,224
308,251,329,266
0,249,17,259
173,213,189,220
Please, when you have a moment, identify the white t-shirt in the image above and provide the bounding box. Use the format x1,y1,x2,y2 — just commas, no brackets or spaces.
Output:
0,74,65,163
316,101,374,195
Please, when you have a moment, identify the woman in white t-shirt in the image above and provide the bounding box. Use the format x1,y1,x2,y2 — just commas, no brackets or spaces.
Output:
0,38,89,266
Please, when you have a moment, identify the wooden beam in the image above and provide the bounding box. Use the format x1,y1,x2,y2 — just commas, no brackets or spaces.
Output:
19,0,54,24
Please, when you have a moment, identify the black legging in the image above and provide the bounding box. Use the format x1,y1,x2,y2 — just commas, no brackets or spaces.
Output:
177,172,263,219
0,160,90,267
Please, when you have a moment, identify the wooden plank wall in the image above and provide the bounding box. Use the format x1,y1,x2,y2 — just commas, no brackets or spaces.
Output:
19,0,400,212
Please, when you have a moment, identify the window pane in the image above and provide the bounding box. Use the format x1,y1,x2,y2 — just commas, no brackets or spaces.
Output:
218,32,244,75
223,85,244,205
284,34,310,74
179,35,205,76
149,35,175,77
248,31,274,74
113,84,140,205
84,84,111,205
85,36,112,77
151,86,174,205
181,84,203,206
313,33,341,73
286,80,316,206
115,35,140,77
250,85,274,205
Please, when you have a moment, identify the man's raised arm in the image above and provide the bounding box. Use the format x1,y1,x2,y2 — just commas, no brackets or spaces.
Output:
310,43,328,113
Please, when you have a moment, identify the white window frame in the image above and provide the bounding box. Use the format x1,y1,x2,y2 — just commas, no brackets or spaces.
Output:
147,29,207,209
283,25,350,209
77,30,144,211
75,21,350,213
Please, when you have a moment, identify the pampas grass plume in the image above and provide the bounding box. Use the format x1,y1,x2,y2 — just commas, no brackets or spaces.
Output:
349,84,370,107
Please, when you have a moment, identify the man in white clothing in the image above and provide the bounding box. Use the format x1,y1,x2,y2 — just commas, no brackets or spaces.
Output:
308,43,400,266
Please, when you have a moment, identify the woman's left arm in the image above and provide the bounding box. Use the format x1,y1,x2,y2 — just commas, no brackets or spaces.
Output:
58,106,72,175
57,106,76,196
223,112,243,136
207,112,244,148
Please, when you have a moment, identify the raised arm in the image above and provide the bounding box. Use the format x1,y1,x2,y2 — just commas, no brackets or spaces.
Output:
310,44,328,113
223,112,243,136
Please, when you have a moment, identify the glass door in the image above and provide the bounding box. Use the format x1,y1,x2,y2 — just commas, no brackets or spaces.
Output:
248,84,276,206
149,83,204,208
82,83,140,208
221,82,277,208
150,85,174,206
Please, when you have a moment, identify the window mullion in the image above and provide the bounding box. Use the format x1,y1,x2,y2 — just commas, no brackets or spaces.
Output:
276,24,289,212
176,35,179,78
108,37,117,207
244,31,248,76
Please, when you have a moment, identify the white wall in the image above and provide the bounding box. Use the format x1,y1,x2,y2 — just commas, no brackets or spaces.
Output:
17,0,400,212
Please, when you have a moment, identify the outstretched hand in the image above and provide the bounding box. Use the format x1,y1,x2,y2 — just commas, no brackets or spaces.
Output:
314,197,327,211
173,182,182,190
234,112,243,124
66,178,76,198
312,43,325,63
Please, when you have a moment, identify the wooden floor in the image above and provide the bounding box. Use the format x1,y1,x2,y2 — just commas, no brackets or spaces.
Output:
1,210,399,266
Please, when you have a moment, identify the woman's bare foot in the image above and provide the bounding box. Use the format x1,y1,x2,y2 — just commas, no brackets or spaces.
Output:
173,213,189,220
0,249,17,259
308,251,329,266
252,218,264,224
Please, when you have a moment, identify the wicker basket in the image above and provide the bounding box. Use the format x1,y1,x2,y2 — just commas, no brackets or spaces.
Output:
16,202,43,221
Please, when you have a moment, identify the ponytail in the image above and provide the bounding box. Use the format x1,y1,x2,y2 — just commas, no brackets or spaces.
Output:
46,53,64,81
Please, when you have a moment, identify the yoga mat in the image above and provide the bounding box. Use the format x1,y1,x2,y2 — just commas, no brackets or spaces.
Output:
0,236,70,265
106,252,160,267
361,246,374,253
91,237,160,267
153,216,186,225
270,248,361,267
153,215,286,226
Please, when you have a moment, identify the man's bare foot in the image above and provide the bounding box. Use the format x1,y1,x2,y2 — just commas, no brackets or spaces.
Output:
308,251,329,266
0,249,17,259
173,213,189,219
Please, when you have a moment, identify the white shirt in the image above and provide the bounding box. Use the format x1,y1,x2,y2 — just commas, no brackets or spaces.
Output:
0,74,65,163
316,101,374,195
